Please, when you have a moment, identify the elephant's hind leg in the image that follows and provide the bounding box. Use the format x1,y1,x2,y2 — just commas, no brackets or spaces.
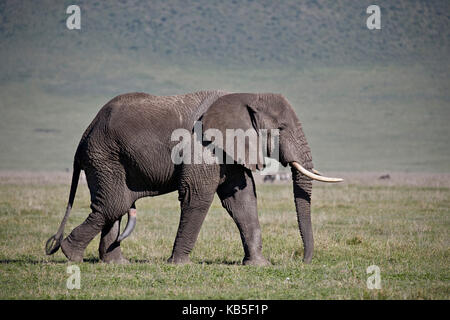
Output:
61,210,106,262
98,203,136,264
99,217,127,264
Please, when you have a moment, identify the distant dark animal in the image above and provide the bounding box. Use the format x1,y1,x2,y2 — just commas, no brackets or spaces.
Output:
263,172,290,183
263,175,276,183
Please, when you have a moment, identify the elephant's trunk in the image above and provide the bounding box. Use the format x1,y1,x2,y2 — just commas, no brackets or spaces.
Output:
291,166,314,263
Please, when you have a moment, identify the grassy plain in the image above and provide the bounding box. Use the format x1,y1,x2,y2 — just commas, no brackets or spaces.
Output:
0,172,448,299
0,0,448,301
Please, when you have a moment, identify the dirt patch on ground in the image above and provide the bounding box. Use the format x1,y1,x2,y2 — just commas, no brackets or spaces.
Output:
0,171,86,185
253,172,450,188
0,171,449,188
324,172,450,188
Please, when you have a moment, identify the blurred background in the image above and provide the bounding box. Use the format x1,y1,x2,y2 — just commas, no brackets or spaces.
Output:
0,0,449,172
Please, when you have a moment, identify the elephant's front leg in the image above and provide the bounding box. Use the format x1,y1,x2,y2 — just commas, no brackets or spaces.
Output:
168,166,219,264
217,167,270,266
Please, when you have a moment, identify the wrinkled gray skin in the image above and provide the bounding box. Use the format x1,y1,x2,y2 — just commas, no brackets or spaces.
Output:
46,91,314,265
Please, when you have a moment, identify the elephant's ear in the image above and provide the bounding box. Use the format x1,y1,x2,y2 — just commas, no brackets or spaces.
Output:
201,93,264,171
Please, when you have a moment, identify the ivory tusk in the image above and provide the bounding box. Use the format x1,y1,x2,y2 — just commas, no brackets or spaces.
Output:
291,162,343,183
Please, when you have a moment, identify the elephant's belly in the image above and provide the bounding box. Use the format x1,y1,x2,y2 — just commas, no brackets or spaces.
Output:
122,147,180,197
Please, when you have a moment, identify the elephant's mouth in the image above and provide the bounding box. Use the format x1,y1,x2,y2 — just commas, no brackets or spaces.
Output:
290,162,343,183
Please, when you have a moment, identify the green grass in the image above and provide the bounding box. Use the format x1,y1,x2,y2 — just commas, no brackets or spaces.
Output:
0,1,448,300
0,178,448,299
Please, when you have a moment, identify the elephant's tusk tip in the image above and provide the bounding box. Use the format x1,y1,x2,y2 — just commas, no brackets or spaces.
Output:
291,162,343,183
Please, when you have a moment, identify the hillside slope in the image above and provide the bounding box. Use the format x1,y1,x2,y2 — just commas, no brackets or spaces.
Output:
0,0,449,172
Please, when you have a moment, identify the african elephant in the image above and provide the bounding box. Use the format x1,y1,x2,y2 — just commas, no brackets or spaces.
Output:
45,91,342,265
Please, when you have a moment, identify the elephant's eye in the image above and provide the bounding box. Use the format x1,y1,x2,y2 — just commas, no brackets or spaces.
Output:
278,123,287,130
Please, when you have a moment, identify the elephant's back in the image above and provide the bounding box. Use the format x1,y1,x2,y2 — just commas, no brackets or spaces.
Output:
103,90,229,150
76,90,226,155
73,92,198,190
74,90,227,191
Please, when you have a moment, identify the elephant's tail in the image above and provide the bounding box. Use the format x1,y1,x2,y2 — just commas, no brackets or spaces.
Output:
45,161,81,255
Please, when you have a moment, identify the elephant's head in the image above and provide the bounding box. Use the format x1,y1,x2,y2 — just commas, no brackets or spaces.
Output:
201,93,342,263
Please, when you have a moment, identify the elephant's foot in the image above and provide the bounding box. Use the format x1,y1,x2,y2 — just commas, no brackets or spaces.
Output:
242,256,271,266
100,246,129,264
60,238,84,263
167,254,191,265
101,255,129,264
